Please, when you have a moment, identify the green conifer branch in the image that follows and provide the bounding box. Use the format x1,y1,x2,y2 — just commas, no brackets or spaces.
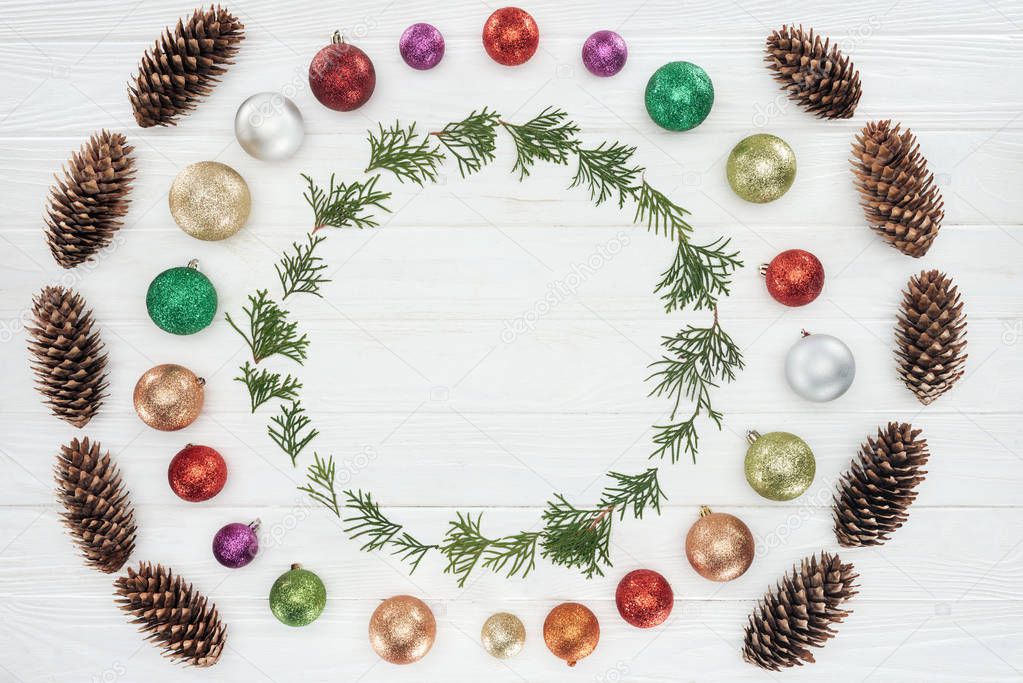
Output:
225,290,309,364
302,173,391,231
277,233,330,299
500,107,581,180
366,121,445,185
268,400,319,465
656,238,744,313
299,453,339,516
570,141,644,208
234,361,302,412
431,108,501,178
343,489,437,573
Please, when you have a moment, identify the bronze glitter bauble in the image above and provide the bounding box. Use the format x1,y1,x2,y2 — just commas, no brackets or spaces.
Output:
169,161,250,241
745,430,816,501
685,506,755,582
482,7,539,66
543,602,599,667
168,444,227,502
615,569,674,628
480,612,526,659
369,595,436,665
133,364,204,431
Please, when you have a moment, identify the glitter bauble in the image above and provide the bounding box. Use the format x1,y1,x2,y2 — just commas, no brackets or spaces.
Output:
169,161,250,241
581,30,627,77
543,602,599,667
146,261,217,335
133,363,204,431
785,332,856,402
685,506,755,582
309,33,376,111
762,249,824,306
645,61,714,131
369,595,437,665
168,444,227,502
745,430,816,501
234,93,305,161
213,520,259,568
399,22,445,70
615,569,673,628
270,563,326,627
726,133,797,203
482,7,539,66
480,612,526,659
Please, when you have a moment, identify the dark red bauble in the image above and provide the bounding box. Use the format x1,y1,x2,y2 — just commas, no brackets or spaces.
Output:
308,33,376,111
482,7,539,66
168,444,227,502
762,249,825,307
615,569,674,628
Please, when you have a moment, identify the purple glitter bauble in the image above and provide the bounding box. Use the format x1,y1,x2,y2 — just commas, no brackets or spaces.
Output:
399,22,445,70
581,30,628,77
213,521,259,568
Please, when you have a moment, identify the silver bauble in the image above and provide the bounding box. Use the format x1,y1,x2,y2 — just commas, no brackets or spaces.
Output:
784,332,855,402
234,93,305,161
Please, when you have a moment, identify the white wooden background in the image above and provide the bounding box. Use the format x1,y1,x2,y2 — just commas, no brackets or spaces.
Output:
1,1,1021,681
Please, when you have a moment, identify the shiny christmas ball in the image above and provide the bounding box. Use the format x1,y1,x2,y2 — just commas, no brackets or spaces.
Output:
234,93,305,161
369,595,436,664
213,520,260,568
581,30,627,77
543,602,599,667
615,569,673,628
133,363,204,431
745,430,816,501
785,332,856,402
726,133,797,203
168,444,227,502
482,7,539,66
270,563,327,627
169,161,250,240
762,249,824,306
309,32,376,111
685,506,755,582
645,61,714,131
480,612,526,659
146,260,217,335
399,22,445,70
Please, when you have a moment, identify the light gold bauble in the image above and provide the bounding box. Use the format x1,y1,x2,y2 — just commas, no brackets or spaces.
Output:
480,612,525,659
685,506,755,582
133,363,204,431
169,161,251,241
543,602,599,667
726,133,796,203
368,595,436,665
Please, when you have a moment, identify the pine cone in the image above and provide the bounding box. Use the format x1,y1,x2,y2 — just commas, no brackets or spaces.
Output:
833,423,929,548
44,130,135,269
114,562,227,667
27,286,108,427
129,6,245,127
764,24,862,119
851,120,945,257
896,270,967,404
743,552,858,671
54,438,136,573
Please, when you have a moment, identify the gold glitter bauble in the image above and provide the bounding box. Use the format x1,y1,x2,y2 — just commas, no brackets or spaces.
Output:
133,363,204,431
481,612,525,659
169,161,251,241
685,506,755,582
543,602,599,667
368,595,436,665
726,133,796,203
745,430,816,501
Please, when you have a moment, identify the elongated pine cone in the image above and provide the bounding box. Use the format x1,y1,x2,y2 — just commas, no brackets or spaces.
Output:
834,423,929,547
27,286,108,427
743,552,858,671
55,438,136,573
114,562,227,667
129,5,245,127
896,270,967,404
851,120,945,257
765,24,862,119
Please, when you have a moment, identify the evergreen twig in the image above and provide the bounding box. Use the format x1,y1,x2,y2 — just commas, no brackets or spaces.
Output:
234,361,301,412
343,489,436,573
366,121,445,185
439,513,540,586
601,468,665,520
299,453,339,516
432,108,501,178
656,238,744,313
634,180,694,239
225,289,309,364
500,107,581,180
276,233,330,299
268,400,319,465
540,495,614,579
570,141,644,208
302,173,391,232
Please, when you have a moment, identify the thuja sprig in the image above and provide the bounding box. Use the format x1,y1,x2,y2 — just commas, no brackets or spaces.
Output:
343,489,437,573
302,173,391,232
268,400,319,465
234,361,301,413
657,238,743,313
277,233,330,299
600,467,665,519
634,180,694,239
438,514,540,587
225,289,309,364
571,141,644,208
432,108,501,178
366,121,445,185
299,453,339,516
500,106,581,180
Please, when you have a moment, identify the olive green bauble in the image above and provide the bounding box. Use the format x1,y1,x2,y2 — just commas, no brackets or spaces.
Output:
726,134,797,203
146,260,217,335
744,430,815,501
269,563,326,627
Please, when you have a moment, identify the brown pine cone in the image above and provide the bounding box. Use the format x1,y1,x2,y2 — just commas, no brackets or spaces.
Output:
765,24,862,119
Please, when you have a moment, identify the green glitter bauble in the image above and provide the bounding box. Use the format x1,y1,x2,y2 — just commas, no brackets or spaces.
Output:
146,263,217,335
744,431,815,501
726,134,797,203
269,564,326,627
644,61,714,131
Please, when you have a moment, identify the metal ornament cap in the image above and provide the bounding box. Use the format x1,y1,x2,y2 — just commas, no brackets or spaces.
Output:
785,331,856,402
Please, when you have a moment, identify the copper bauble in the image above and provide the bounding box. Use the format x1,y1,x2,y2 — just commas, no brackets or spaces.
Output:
133,364,204,431
482,7,539,66
615,569,673,628
369,595,436,665
168,444,227,502
543,602,599,667
685,506,755,582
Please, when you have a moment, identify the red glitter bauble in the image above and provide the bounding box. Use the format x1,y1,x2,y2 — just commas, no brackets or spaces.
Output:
763,249,825,307
615,569,673,628
308,33,376,111
482,7,539,66
168,444,227,502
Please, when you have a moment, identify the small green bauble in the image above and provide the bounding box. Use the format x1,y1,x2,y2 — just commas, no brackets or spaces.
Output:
146,260,217,335
644,61,714,131
726,134,797,203
744,430,815,501
269,563,326,627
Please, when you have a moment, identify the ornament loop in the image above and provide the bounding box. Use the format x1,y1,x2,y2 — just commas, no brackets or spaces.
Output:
699,505,712,517
291,562,302,571
331,30,344,45
758,263,769,276
746,430,761,445
801,329,811,337
197,377,206,386
250,518,262,531
187,258,200,270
